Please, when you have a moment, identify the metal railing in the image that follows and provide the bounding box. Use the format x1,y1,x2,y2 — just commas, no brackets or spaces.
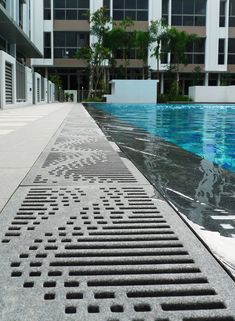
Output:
5,62,13,104
16,61,26,102
41,77,45,101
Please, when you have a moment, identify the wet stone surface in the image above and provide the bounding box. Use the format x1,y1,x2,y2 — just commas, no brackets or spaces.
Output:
0,105,235,321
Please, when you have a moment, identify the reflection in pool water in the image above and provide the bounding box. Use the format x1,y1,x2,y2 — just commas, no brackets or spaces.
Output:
91,103,235,172
86,103,235,274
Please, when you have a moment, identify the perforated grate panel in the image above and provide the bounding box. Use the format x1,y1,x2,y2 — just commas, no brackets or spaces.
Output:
1,185,235,321
0,106,235,321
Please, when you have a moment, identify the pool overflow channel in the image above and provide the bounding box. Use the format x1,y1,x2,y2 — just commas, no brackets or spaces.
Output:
0,105,235,321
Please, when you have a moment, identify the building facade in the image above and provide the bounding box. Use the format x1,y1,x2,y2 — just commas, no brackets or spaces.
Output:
0,0,55,109
32,0,235,96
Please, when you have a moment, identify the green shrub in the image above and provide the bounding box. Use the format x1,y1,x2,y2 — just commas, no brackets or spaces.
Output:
83,96,105,102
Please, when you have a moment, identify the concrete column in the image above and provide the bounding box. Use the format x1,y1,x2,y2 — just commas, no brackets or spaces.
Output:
217,73,221,86
45,67,49,103
9,44,16,58
204,72,209,86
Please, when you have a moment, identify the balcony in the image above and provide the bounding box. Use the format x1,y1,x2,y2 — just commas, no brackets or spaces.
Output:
0,4,42,58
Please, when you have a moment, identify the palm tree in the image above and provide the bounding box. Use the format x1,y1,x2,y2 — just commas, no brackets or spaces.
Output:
106,18,134,79
168,28,198,93
75,8,111,98
149,20,170,80
133,30,151,79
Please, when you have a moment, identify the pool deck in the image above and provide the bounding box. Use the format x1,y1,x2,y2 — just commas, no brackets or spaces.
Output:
0,103,235,320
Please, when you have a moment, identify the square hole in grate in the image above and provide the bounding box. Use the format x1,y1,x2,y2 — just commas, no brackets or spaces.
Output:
66,292,83,300
111,305,124,313
29,271,41,277
64,281,79,287
43,281,56,287
44,293,55,300
88,305,100,313
48,271,62,277
11,262,21,267
11,271,22,277
65,306,76,314
23,282,34,288
95,292,115,299
134,304,151,312
30,262,42,267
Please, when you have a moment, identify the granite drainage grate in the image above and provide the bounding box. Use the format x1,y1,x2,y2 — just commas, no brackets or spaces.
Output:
0,106,235,321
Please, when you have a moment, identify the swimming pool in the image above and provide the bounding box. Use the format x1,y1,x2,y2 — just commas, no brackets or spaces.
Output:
86,102,235,274
92,103,235,173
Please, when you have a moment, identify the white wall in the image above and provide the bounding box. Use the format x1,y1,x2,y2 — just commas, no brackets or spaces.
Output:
105,80,158,103
0,50,36,109
189,86,235,103
26,66,33,105
0,51,16,108
30,0,44,55
205,0,229,72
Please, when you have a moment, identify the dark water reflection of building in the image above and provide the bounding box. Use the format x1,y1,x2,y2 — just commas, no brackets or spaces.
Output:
86,105,235,239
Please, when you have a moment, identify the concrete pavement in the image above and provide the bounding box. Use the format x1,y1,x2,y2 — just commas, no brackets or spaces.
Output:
0,103,72,212
0,103,235,320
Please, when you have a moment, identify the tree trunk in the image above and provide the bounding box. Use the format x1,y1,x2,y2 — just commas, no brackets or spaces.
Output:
176,70,180,95
88,64,94,99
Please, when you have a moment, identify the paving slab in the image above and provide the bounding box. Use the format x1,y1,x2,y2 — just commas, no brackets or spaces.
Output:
0,103,72,202
0,104,235,321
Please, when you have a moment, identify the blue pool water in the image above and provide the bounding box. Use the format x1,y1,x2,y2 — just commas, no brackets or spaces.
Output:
93,103,235,173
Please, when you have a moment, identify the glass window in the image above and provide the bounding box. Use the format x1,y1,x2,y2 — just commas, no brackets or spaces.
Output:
195,15,206,26
183,15,193,25
137,0,148,9
218,39,225,64
220,0,226,27
137,11,148,21
66,10,77,19
228,38,235,53
44,0,51,20
195,0,206,14
54,31,89,59
79,0,89,8
172,15,182,25
44,32,51,47
230,0,235,26
183,0,194,14
162,0,168,14
44,32,51,58
66,0,77,8
103,0,110,8
219,38,225,52
78,10,88,19
113,10,124,20
184,38,205,64
66,32,77,47
125,10,136,20
172,0,206,26
54,32,66,46
194,54,204,64
113,0,148,21
228,54,235,64
54,9,65,19
230,0,235,15
172,0,182,14
113,0,124,9
126,0,135,9
55,0,65,8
